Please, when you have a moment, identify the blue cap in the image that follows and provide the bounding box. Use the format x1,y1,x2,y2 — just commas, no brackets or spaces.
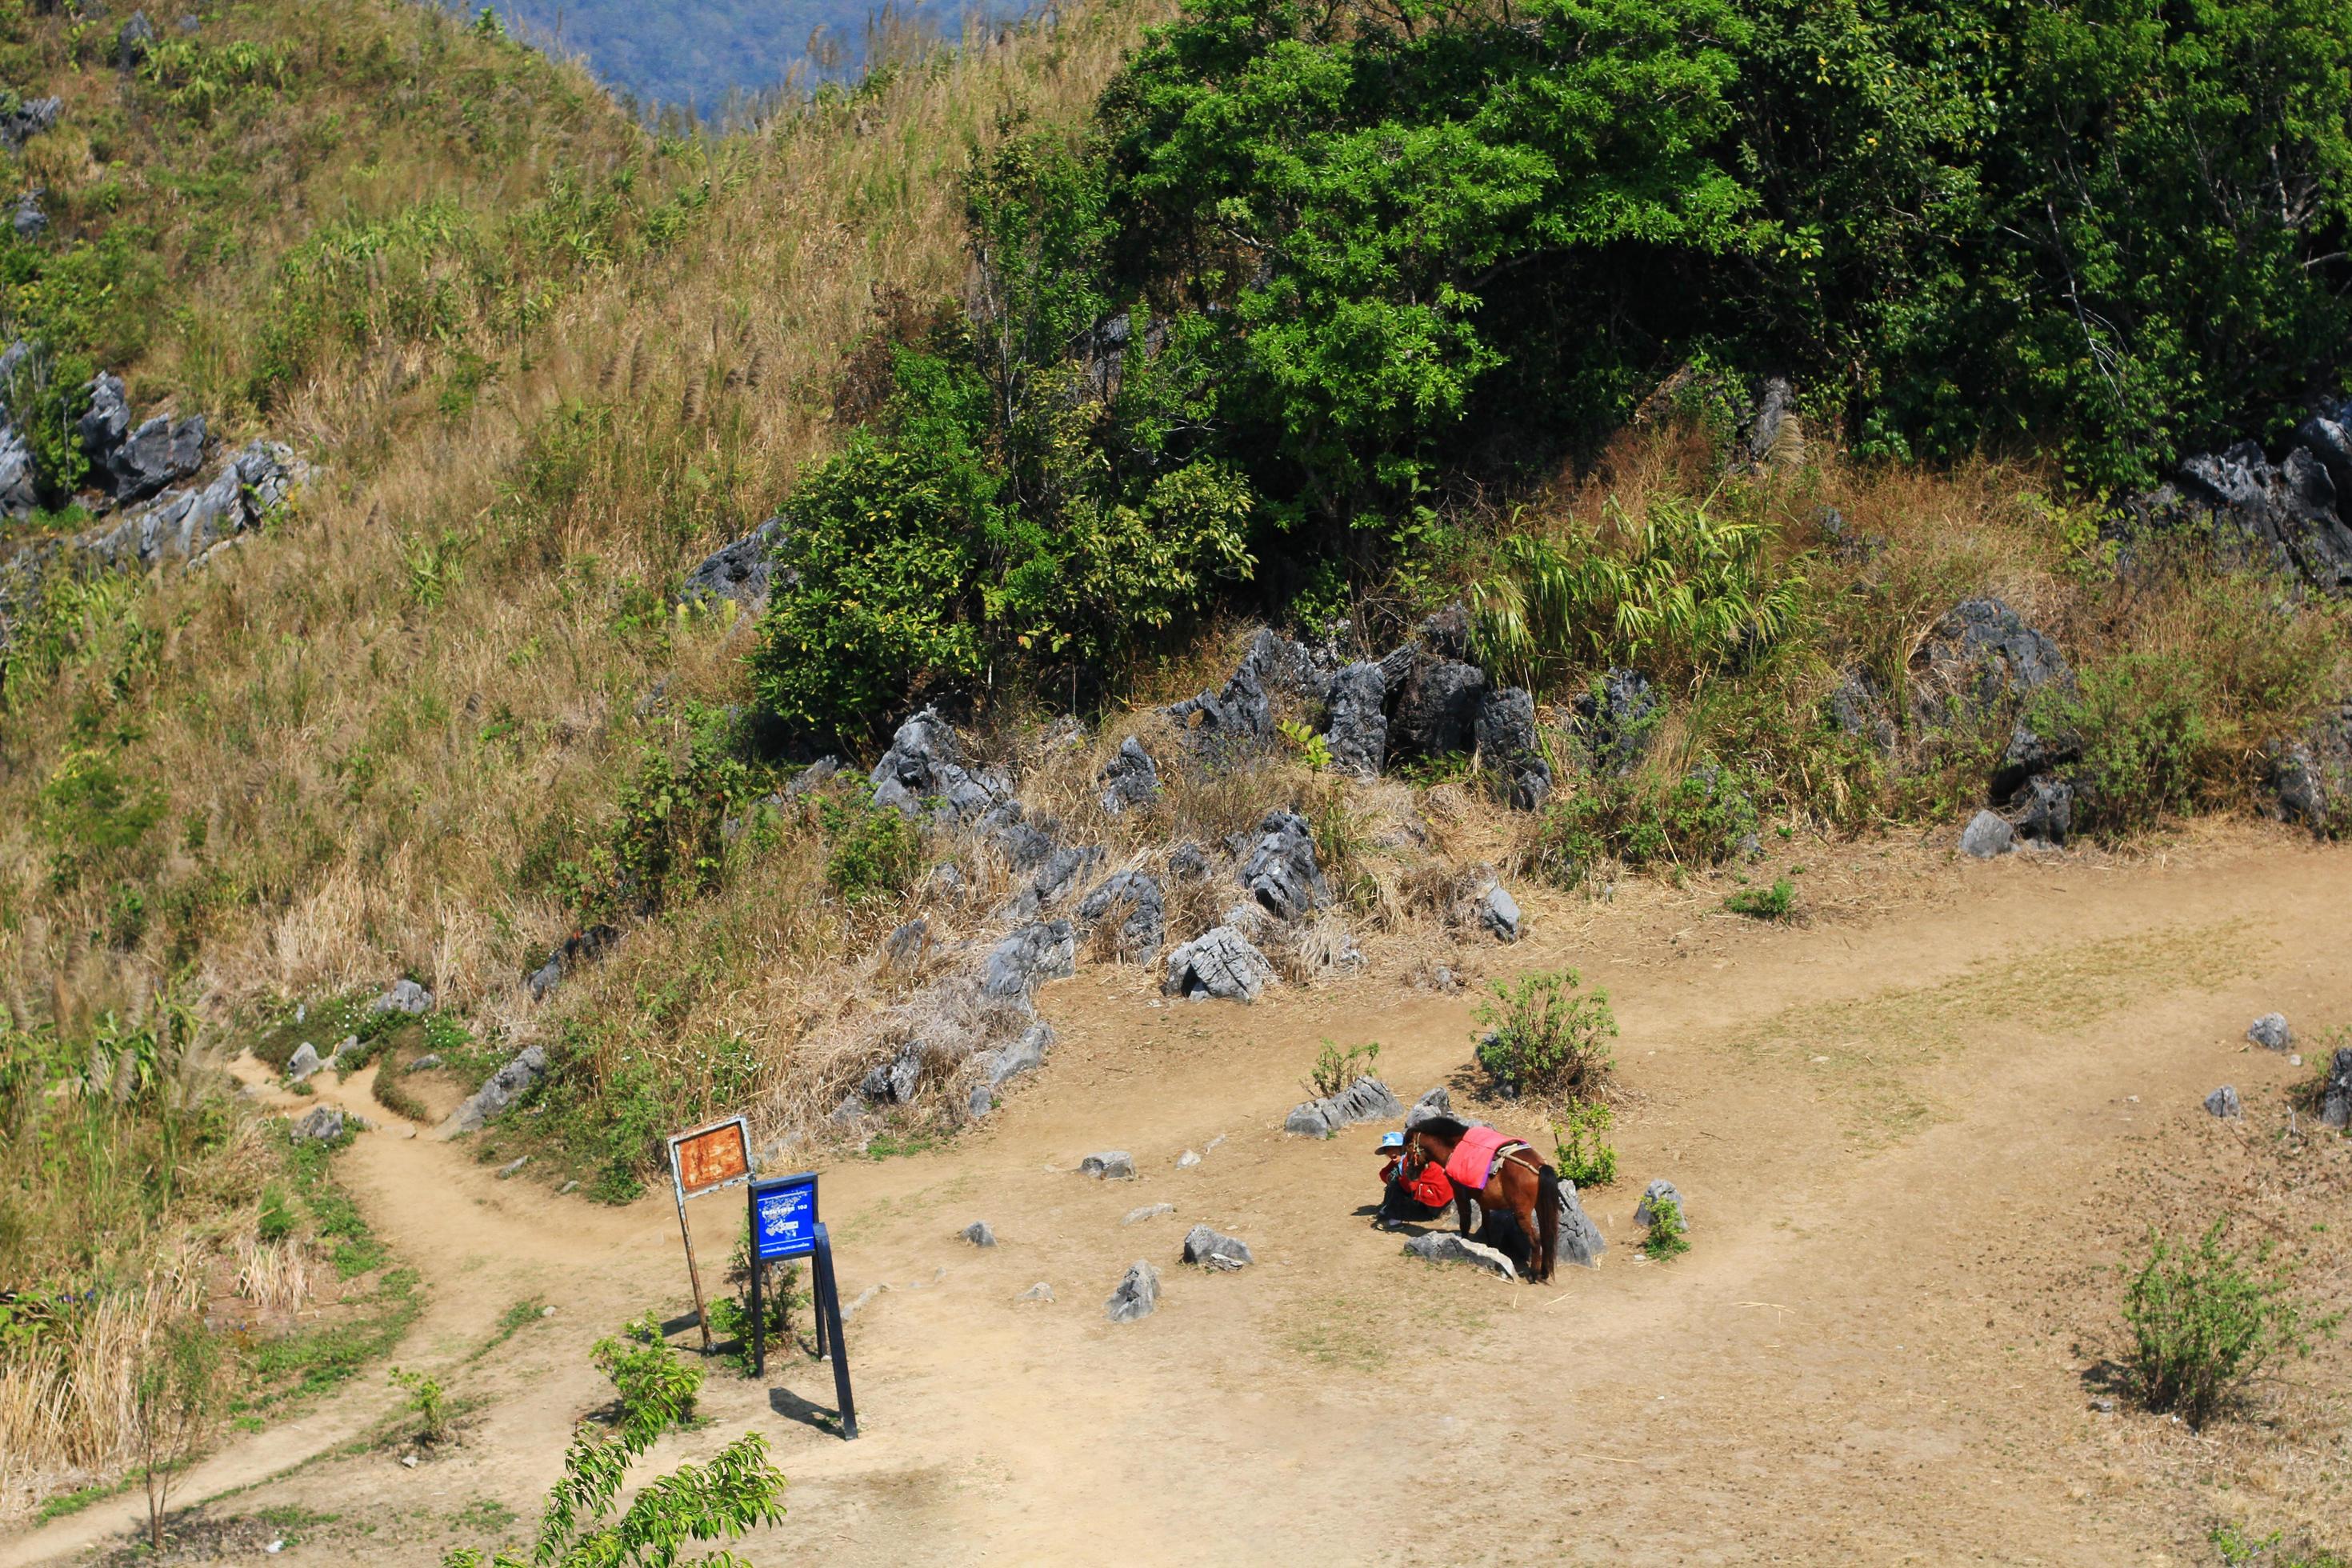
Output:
1378,1131,1405,1150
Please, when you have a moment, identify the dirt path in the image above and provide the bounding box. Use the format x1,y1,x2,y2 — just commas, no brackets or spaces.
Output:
6,823,2348,1565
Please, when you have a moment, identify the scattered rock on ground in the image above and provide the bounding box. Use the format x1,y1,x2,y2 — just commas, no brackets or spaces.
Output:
1181,1224,1253,1271
1402,1231,1516,1279
1168,842,1209,879
1480,884,1522,942
371,979,433,1015
1176,1150,1202,1169
409,1054,442,1072
286,1042,322,1082
496,1155,530,1179
2248,1013,2294,1051
1097,736,1162,816
289,1105,344,1143
446,1045,548,1134
1105,1261,1160,1322
1079,1151,1137,1180
1164,926,1274,1002
982,920,1076,1000
1017,1282,1053,1303
962,1222,996,1248
869,707,1010,822
1634,1180,1686,1226
528,924,618,1000
1124,1203,1174,1226
1958,811,2014,858
1285,1075,1404,1138
677,518,787,612
2203,1085,2243,1119
884,918,929,972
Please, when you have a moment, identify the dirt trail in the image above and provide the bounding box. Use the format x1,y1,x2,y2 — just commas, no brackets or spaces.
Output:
5,824,2348,1565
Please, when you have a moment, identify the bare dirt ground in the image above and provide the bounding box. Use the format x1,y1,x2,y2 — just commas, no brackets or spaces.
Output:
6,821,2350,1566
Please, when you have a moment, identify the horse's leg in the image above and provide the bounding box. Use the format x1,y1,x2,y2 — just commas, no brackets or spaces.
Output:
1455,1189,1476,1238
1513,1171,1544,1282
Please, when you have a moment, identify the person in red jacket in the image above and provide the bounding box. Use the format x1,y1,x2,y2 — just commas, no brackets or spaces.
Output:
1374,1130,1454,1229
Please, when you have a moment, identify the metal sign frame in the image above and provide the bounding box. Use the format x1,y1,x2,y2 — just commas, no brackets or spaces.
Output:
745,1174,857,1440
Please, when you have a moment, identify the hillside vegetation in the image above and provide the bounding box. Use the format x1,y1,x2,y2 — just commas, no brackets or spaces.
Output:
1,0,2350,1531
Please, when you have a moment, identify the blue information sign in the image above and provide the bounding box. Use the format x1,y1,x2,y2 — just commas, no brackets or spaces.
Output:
751,1174,819,1262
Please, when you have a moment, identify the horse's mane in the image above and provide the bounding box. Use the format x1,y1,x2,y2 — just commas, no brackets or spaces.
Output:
1410,1114,1470,1142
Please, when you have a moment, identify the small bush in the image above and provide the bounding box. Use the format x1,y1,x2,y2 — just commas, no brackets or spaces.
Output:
1641,1195,1690,1260
1536,767,1761,888
590,1315,702,1439
1302,1038,1381,1099
389,1366,450,1445
1724,877,1794,920
1276,718,1332,771
1550,1101,1618,1188
2122,1221,2338,1427
1471,970,1616,1097
2030,653,2215,837
822,800,922,904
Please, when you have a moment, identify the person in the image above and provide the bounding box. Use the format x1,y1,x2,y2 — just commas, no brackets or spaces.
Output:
1373,1130,1454,1229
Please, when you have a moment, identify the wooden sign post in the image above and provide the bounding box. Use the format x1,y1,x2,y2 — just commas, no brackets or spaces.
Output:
749,1171,858,1440
666,1115,752,1354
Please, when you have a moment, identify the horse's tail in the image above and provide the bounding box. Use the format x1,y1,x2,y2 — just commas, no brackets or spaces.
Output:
1536,1162,1562,1282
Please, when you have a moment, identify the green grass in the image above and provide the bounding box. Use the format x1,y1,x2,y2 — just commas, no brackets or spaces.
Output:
35,1475,131,1523
1724,876,1795,920
242,1267,423,1410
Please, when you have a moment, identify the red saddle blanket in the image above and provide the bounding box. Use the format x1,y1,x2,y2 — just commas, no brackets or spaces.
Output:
1444,1126,1522,1191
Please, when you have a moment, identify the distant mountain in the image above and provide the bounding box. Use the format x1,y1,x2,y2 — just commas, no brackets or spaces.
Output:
482,0,1012,115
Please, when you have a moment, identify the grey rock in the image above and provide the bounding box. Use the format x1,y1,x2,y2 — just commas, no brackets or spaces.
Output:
1181,1224,1252,1271
0,425,38,518
831,1094,868,1126
289,1104,345,1143
1124,1203,1174,1225
962,1221,996,1248
1025,845,1103,911
117,10,155,67
968,1082,993,1118
869,707,1008,824
1285,1075,1404,1138
2248,1013,2294,1052
1571,670,1662,776
104,413,206,502
1402,1231,1515,1280
1104,1261,1160,1322
2322,1048,2352,1130
1818,504,1886,564
1176,1150,1202,1169
1414,1086,1453,1116
77,372,130,466
286,1042,322,1082
1958,810,2014,858
1167,842,1209,879
927,861,966,899
1168,652,1274,753
1475,686,1553,810
887,1044,925,1105
1096,737,1161,816
982,920,1075,1000
1391,655,1489,758
1017,1282,1054,1303
2203,1085,2243,1119
371,979,433,1015
2166,437,2352,594
408,1054,442,1072
1829,669,1897,754
1634,1180,1686,1227
2266,698,2352,835
1240,810,1326,920
10,188,44,241
1743,375,1800,466
446,1045,548,1134
328,1034,358,1065
1322,660,1389,776
884,918,929,972
1480,884,1522,943
496,1155,530,1179
1164,926,1274,1002
1914,598,2074,726
677,518,786,611
782,755,839,797
527,924,617,1001
1554,1180,1606,1270
0,97,59,153
1078,1150,1137,1180
986,1022,1054,1089
2012,775,2072,847
1075,870,1165,958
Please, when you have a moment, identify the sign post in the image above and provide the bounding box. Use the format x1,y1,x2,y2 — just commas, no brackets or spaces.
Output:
666,1116,753,1354
748,1171,858,1440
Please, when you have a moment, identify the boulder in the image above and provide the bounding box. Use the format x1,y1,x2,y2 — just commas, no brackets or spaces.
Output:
1554,1180,1607,1270
1078,1150,1137,1180
1634,1179,1686,1227
1076,870,1165,958
0,426,38,518
2247,1014,2294,1052
1168,660,1273,753
1017,1282,1054,1303
370,979,433,1015
986,1022,1054,1089
2203,1085,2243,1119
2322,1048,2352,1130
1958,810,2014,858
1285,1075,1405,1138
1412,1086,1453,1118
1742,375,1802,467
1475,686,1552,810
1570,670,1662,776
496,1155,530,1179
1181,1224,1253,1271
886,1044,926,1105
1240,810,1326,920
105,414,206,502
982,921,1076,1000
1096,737,1161,817
76,373,130,468
1164,926,1274,1002
527,924,618,1001
1479,884,1522,943
1391,655,1488,758
1828,669,1897,754
962,1222,996,1248
1104,1261,1160,1322
290,1104,345,1143
117,10,155,67
286,1042,322,1082
1167,842,1209,879
1913,598,2074,727
1024,845,1103,913
2266,698,2352,835
1402,1231,1516,1280
677,518,787,611
883,918,929,972
10,189,43,242
446,1045,549,1134
2010,775,2073,847
409,1054,442,1072
2166,437,2352,594
1322,660,1390,776
869,708,1009,823
0,97,60,153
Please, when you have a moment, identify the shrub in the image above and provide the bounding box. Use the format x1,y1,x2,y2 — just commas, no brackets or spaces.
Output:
708,1214,808,1377
1642,1195,1690,1260
1537,767,1762,888
1471,971,1616,1097
390,1366,450,1446
590,1316,702,1441
822,800,922,905
1724,877,1794,920
2032,653,2216,837
1550,1101,1618,1188
1302,1038,1381,1100
2121,1222,2338,1427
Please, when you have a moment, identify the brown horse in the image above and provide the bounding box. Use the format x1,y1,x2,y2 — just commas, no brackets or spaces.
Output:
1402,1118,1561,1282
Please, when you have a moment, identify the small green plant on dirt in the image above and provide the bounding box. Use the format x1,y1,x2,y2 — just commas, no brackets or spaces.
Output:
1550,1101,1618,1187
2122,1221,2338,1427
2211,1522,2351,1568
822,798,922,904
1303,1038,1381,1099
390,1366,450,1446
1471,970,1616,1097
1276,718,1333,772
1724,876,1794,920
708,1214,809,1377
1642,1195,1690,1260
591,1315,703,1438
